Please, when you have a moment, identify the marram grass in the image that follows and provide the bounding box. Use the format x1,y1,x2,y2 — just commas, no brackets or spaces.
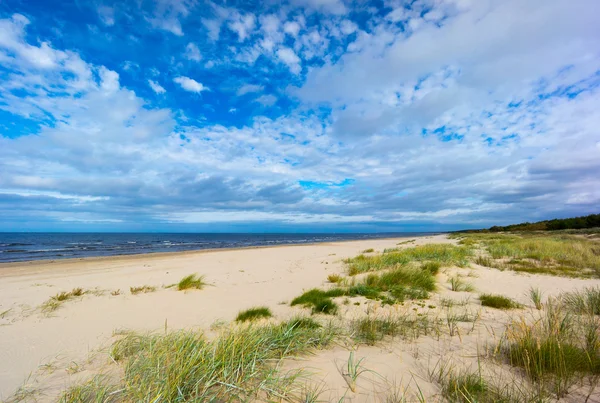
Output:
62,317,337,402
177,273,207,291
344,243,472,276
236,306,272,322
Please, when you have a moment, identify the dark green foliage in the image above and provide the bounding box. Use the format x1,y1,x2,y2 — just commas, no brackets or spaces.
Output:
482,213,600,232
479,294,522,310
236,307,272,322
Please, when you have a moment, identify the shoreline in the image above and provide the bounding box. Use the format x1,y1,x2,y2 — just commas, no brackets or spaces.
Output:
0,233,437,272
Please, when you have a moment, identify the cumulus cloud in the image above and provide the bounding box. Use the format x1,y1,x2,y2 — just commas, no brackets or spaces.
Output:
183,42,202,61
0,1,599,231
173,76,208,92
148,79,166,94
276,47,301,74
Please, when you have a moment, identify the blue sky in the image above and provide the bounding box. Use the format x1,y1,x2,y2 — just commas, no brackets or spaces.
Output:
0,0,599,232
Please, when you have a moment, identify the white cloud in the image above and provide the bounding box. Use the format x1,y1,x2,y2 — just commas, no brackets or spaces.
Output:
276,47,301,74
283,21,301,37
255,94,277,106
292,0,347,15
184,42,202,62
173,76,208,93
148,79,166,94
237,84,264,96
97,6,115,26
228,12,256,42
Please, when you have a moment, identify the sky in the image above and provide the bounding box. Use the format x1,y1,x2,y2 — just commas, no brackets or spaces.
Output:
0,0,599,233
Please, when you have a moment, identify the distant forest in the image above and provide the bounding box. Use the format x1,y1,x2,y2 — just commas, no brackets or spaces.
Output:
484,213,600,232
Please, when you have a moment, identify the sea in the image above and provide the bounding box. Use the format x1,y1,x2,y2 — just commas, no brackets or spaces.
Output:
0,232,435,263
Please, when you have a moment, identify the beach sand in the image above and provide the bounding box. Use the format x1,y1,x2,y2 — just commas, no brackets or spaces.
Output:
2,234,600,401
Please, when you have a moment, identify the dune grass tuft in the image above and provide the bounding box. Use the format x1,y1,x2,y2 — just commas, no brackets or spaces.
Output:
130,285,156,295
327,273,343,283
177,273,207,291
352,313,438,345
501,299,600,398
362,248,375,253
449,275,475,292
479,294,522,310
344,244,472,276
236,307,272,322
529,286,544,310
86,317,338,402
562,287,600,315
41,288,88,312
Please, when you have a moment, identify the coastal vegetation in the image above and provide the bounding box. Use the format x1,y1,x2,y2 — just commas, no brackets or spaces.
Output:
344,243,471,275
41,288,87,313
129,285,156,295
177,273,207,291
479,294,521,310
235,306,272,322
453,232,600,278
61,318,338,402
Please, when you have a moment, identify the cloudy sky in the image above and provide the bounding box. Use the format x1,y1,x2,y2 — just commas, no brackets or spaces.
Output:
0,0,598,232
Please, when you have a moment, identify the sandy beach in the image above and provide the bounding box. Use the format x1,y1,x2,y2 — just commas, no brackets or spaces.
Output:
2,234,600,402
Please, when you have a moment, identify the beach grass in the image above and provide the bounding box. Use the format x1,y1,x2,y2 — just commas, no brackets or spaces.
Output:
500,299,600,398
60,317,339,402
291,263,436,314
327,273,343,283
40,288,88,313
448,275,475,292
344,244,472,276
129,285,156,295
236,306,272,322
479,294,522,310
452,233,600,278
177,273,207,291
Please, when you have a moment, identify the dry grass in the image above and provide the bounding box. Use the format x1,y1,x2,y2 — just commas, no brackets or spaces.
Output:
40,288,88,313
454,233,600,278
130,285,156,295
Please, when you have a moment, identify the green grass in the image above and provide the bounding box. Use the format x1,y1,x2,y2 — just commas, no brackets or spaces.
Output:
436,367,539,403
236,306,272,322
501,300,600,398
449,275,475,292
177,274,207,291
454,233,600,278
129,285,156,295
529,287,544,310
352,313,438,345
479,294,522,310
562,287,600,315
63,317,337,402
290,288,341,315
362,248,375,253
344,244,472,276
291,264,437,314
